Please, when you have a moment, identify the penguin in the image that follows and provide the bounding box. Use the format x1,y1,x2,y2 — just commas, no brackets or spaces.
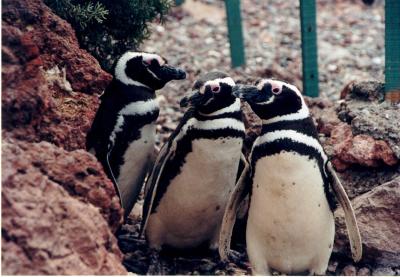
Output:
86,51,186,218
219,79,362,275
139,71,246,272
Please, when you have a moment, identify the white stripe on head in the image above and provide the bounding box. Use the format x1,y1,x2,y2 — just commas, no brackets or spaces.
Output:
109,98,159,145
199,98,241,116
252,129,328,174
200,77,235,94
114,52,164,88
173,117,244,146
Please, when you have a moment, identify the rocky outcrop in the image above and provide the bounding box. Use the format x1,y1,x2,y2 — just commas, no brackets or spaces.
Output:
306,84,399,199
2,141,126,275
2,0,112,151
2,0,125,274
329,123,398,171
334,177,400,267
2,139,123,232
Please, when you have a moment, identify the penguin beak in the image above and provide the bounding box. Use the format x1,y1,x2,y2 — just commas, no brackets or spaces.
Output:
158,65,186,80
180,89,212,108
232,84,259,102
180,90,201,108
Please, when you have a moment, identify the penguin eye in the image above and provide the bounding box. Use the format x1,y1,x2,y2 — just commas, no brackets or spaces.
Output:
142,58,157,67
272,87,282,95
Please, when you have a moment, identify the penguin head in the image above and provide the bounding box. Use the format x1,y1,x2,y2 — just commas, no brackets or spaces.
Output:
180,71,236,114
114,51,186,90
232,79,307,120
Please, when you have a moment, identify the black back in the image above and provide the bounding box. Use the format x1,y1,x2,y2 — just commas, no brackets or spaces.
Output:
86,79,158,178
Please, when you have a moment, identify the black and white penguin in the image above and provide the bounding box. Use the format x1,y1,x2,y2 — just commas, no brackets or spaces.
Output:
86,51,186,218
140,71,246,258
219,79,362,275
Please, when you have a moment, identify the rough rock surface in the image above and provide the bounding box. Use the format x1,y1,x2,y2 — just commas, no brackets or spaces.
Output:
2,0,125,274
337,81,400,159
2,139,126,275
334,177,400,267
2,0,111,151
2,139,123,232
330,123,398,171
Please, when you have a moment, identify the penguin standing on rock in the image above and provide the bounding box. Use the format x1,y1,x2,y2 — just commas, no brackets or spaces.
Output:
140,71,246,272
86,51,186,218
219,79,362,275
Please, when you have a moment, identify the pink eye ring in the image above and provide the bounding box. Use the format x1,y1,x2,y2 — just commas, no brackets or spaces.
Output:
272,87,281,95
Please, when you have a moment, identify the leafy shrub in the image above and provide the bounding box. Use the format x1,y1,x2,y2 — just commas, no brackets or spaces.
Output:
45,0,173,71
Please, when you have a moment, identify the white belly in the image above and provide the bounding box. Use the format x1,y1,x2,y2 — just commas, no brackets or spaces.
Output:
247,151,334,274
117,124,155,214
147,137,243,249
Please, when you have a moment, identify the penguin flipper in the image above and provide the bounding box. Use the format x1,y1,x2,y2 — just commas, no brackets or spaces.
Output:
219,154,250,261
327,162,362,262
140,142,172,237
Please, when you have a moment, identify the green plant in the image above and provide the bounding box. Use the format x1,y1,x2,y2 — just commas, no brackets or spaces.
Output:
45,0,173,71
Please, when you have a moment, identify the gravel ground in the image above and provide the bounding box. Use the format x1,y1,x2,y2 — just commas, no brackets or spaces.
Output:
120,0,387,275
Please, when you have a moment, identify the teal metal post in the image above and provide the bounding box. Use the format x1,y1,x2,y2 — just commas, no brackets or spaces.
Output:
385,0,400,103
175,0,185,6
299,0,319,97
225,0,246,67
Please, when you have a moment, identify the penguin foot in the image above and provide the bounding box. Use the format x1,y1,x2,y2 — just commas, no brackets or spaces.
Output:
147,250,164,275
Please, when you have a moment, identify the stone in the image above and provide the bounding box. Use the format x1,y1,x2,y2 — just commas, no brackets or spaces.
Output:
336,85,400,160
372,267,395,276
342,265,357,276
1,141,126,274
340,81,385,102
334,177,400,267
357,267,371,276
306,96,341,136
329,123,398,171
2,139,123,232
2,0,112,151
328,261,339,273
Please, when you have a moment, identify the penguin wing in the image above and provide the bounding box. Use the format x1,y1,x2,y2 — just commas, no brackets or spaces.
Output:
86,90,115,154
219,154,251,261
327,162,363,262
139,142,173,237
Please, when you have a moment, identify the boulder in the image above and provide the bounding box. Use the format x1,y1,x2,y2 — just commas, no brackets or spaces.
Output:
2,139,123,232
1,0,125,273
2,0,112,151
334,177,400,267
330,123,398,171
2,140,127,275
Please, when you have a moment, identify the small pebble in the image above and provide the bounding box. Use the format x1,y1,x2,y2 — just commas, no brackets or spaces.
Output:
328,261,339,272
358,267,371,276
342,265,357,276
372,267,395,276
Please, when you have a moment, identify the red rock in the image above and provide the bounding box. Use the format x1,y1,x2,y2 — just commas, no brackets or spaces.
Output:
1,139,126,274
2,139,123,232
306,96,341,136
2,0,111,151
334,177,400,267
329,123,398,171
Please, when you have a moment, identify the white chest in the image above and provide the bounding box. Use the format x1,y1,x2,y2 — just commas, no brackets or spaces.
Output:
246,151,334,273
117,124,155,202
152,137,243,248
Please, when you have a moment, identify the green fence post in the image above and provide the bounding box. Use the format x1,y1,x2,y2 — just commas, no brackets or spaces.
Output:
385,0,400,103
225,0,246,68
299,0,319,97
